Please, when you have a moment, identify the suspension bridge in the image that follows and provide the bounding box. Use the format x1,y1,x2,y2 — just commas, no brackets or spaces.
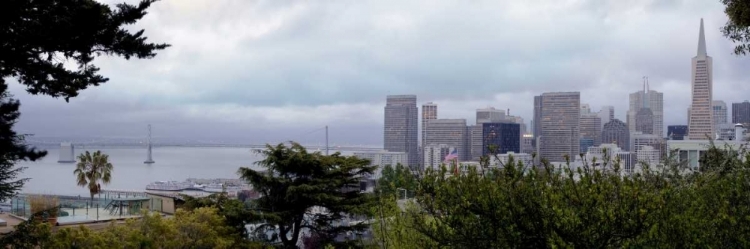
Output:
24,126,383,152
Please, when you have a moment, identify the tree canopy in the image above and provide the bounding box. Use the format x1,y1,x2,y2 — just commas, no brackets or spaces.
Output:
0,0,167,202
1,0,170,100
238,142,377,248
722,0,750,55
181,191,256,246
0,83,45,202
376,164,418,198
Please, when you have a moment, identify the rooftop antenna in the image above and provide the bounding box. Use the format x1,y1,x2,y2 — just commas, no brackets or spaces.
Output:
144,124,155,164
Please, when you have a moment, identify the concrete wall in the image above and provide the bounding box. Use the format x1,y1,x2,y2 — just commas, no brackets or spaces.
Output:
147,194,176,215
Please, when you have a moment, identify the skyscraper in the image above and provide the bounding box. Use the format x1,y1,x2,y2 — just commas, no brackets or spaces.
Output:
421,102,437,150
580,104,591,115
482,122,521,156
668,125,688,140
712,100,728,128
538,92,580,162
627,77,663,136
635,108,654,135
476,107,505,124
468,125,483,161
688,19,714,140
602,119,630,152
471,107,507,160
419,102,437,165
580,111,602,153
733,100,750,125
597,106,614,129
425,119,469,161
533,96,543,141
384,95,419,168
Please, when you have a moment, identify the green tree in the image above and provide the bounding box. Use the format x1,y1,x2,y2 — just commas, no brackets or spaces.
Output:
376,164,418,198
74,151,113,201
370,194,438,249
0,218,53,248
0,84,46,202
182,191,256,246
238,142,376,248
722,0,750,55
0,0,167,204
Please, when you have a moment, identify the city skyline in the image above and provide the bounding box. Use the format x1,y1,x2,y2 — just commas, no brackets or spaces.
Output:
10,0,750,146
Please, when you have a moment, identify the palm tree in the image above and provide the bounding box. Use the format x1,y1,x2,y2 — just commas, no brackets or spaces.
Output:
73,151,113,202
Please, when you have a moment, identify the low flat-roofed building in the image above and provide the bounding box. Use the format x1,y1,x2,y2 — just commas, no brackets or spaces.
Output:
667,139,749,170
353,151,408,179
490,152,533,168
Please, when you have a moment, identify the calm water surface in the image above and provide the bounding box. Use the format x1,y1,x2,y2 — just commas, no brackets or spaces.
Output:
18,147,267,196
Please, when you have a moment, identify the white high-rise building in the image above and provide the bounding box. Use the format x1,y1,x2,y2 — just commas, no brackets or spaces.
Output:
712,100,727,128
423,144,454,170
586,143,636,173
597,106,614,129
581,104,591,115
627,77,663,137
636,145,661,168
688,19,714,140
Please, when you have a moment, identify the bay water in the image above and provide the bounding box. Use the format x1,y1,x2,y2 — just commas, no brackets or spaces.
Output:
18,147,272,196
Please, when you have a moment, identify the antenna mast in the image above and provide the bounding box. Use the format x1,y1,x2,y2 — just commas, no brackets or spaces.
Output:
325,126,329,156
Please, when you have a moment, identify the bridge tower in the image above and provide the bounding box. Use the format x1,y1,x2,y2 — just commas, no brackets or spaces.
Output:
144,124,155,164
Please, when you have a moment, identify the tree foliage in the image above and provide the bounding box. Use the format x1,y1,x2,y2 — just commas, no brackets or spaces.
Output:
0,0,170,101
722,0,750,55
375,145,750,248
74,151,113,201
238,142,377,248
181,191,256,246
0,0,167,204
2,207,246,249
370,195,438,249
0,83,46,202
376,164,418,199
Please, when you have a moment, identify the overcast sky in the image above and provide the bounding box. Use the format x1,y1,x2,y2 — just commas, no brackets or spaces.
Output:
11,0,750,146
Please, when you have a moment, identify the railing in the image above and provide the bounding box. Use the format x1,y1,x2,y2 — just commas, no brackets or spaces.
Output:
10,191,157,225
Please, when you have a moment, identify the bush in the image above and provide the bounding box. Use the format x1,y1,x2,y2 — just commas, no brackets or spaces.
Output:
27,195,59,218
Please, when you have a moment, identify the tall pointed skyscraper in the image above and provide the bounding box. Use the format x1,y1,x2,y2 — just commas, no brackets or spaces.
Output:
688,19,714,140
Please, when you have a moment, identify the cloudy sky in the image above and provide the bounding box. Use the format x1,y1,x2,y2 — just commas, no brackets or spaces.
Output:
11,0,750,146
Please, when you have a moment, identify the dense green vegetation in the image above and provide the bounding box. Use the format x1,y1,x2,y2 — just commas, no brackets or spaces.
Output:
374,145,750,248
3,207,247,249
4,143,750,248
377,164,418,198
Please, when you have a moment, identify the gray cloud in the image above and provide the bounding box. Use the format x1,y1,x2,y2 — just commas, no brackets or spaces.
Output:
10,0,750,145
